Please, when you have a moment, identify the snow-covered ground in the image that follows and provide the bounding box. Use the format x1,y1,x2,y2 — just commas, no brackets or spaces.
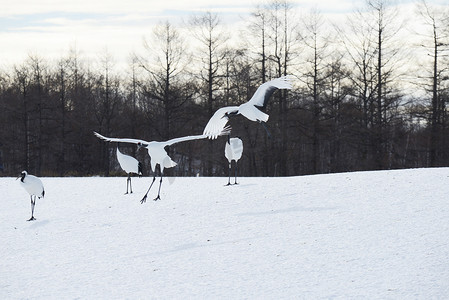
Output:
1,168,449,299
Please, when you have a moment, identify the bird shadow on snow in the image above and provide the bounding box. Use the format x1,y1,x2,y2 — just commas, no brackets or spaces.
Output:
238,206,340,216
28,219,50,228
223,183,257,188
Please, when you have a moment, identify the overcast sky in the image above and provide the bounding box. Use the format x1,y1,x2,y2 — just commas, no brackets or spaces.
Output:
0,0,446,69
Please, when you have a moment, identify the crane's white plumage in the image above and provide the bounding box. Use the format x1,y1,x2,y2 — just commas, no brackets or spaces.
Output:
117,147,141,175
225,138,243,185
225,138,243,163
94,128,230,201
204,76,293,139
18,171,44,198
116,147,142,194
17,171,45,221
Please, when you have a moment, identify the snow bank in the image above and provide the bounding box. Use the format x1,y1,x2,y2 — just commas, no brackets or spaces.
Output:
1,168,448,298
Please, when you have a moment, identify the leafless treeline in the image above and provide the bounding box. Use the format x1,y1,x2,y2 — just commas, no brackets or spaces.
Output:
0,0,448,177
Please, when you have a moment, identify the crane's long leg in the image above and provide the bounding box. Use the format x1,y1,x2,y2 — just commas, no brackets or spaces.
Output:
125,174,131,194
226,162,231,186
129,175,133,194
234,161,238,185
28,196,36,221
154,169,163,201
141,175,156,204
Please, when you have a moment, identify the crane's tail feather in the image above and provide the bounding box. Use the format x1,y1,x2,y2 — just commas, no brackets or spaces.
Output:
163,157,177,169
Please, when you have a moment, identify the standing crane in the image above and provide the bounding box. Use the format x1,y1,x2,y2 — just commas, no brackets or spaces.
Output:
224,137,243,185
17,171,45,221
116,147,142,194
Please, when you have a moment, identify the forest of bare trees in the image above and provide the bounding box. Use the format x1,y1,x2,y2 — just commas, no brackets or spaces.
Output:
0,0,448,177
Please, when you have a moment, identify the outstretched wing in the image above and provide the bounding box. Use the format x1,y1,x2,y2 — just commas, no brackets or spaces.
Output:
203,106,239,139
247,75,293,108
162,134,209,147
94,132,149,146
164,127,231,147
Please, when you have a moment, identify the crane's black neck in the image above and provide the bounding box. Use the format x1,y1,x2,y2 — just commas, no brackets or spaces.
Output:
138,162,143,177
20,173,25,182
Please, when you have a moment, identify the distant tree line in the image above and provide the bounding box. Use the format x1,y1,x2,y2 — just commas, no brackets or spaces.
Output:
0,0,448,177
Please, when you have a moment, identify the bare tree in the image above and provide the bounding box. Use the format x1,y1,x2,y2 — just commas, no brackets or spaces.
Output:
263,0,299,175
189,12,229,116
28,55,48,176
140,21,191,140
337,0,406,169
13,65,32,172
55,57,71,175
247,5,270,83
417,0,449,166
94,50,120,175
336,4,378,167
300,9,332,174
189,11,229,175
367,0,406,168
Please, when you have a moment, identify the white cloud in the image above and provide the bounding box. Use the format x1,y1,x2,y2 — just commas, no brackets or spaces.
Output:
1,0,257,17
0,0,446,70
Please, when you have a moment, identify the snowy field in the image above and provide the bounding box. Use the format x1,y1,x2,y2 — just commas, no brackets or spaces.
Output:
1,168,449,299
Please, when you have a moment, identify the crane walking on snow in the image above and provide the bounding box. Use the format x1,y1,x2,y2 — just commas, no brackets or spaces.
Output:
116,147,143,194
225,136,243,185
94,129,230,202
17,171,45,221
203,76,293,139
